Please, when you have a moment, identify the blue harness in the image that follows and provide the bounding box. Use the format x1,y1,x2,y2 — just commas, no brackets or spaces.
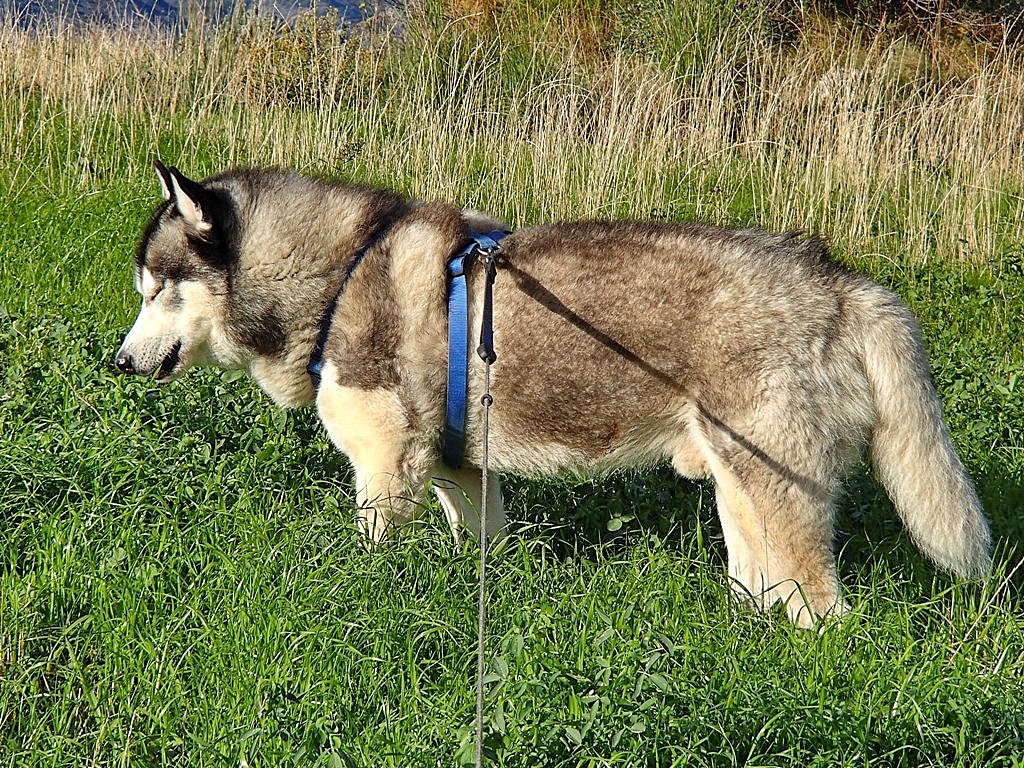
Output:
442,230,506,468
307,230,507,470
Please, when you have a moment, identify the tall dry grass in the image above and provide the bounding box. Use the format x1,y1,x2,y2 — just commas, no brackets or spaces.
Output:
2,5,1023,268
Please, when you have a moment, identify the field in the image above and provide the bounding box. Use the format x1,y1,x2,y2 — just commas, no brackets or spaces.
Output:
1,1,1024,765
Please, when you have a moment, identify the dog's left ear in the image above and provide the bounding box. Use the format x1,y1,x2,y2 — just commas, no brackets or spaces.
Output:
154,160,174,201
155,161,213,235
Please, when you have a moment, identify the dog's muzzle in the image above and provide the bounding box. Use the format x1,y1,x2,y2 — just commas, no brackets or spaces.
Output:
114,340,181,380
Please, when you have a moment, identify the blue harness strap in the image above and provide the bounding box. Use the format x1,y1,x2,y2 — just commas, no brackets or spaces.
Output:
442,230,506,469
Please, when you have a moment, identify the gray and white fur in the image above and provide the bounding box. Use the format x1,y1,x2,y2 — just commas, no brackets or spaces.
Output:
115,163,991,627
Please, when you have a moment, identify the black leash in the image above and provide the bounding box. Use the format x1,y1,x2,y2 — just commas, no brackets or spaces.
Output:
474,246,499,768
477,252,497,365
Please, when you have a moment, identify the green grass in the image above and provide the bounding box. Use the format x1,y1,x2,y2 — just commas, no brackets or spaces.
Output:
2,2,1024,766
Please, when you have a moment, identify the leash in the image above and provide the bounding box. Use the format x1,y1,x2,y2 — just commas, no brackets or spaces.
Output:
443,230,505,767
474,246,498,768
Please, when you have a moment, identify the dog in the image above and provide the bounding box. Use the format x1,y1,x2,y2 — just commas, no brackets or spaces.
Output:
115,162,991,626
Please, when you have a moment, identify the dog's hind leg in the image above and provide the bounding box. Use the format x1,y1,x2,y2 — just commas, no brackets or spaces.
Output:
431,465,505,547
714,464,845,627
685,417,847,628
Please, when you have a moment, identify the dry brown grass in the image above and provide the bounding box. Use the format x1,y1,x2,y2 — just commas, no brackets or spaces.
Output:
2,6,1022,268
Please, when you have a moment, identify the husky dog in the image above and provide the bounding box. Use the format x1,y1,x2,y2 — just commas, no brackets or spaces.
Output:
115,162,991,627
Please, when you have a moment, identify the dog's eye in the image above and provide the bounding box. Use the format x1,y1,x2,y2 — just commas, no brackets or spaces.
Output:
147,282,165,303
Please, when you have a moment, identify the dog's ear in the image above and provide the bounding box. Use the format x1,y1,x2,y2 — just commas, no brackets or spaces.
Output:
159,163,213,235
154,160,174,201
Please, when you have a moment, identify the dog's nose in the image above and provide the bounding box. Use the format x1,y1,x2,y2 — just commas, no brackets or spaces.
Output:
115,352,136,374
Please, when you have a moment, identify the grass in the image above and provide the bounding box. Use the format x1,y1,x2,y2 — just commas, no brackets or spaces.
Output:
1,1,1024,765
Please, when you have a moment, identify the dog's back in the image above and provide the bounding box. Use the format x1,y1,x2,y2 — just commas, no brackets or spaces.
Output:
477,222,871,472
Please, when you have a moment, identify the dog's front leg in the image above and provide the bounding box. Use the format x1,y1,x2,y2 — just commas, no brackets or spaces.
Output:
316,378,427,544
351,463,422,543
431,464,506,547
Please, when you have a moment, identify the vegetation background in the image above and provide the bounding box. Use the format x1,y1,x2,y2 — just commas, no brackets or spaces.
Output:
1,0,1023,765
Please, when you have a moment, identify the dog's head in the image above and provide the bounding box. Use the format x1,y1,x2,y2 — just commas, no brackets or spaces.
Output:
115,162,239,383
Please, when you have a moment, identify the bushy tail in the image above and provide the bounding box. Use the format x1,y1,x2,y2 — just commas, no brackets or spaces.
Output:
857,286,991,577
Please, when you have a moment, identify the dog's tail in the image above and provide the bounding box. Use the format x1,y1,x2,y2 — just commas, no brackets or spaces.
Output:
857,285,991,578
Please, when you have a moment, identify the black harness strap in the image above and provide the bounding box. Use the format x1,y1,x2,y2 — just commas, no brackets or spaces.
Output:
306,245,373,389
